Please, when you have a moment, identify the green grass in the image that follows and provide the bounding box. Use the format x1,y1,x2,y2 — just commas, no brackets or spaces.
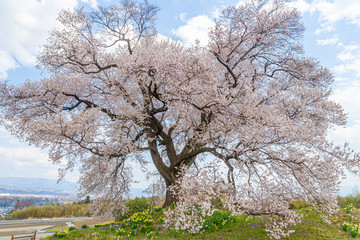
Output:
42,205,358,240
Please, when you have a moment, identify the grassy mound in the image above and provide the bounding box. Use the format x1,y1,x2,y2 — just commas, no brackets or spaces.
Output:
43,204,358,240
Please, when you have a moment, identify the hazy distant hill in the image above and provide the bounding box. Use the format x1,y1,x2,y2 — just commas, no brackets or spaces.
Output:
0,177,148,198
0,177,77,195
0,185,73,196
0,177,355,198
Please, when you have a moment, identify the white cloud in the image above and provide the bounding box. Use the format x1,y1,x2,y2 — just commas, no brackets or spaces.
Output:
0,137,80,181
330,80,360,121
81,0,98,9
0,0,97,80
314,23,336,35
315,0,360,26
0,144,51,177
334,61,360,77
316,35,339,46
291,0,360,33
336,44,358,61
287,0,311,13
211,8,222,19
328,82,360,183
0,146,48,163
171,15,215,46
179,12,187,22
14,161,34,167
332,44,360,77
0,51,18,80
329,121,360,146
0,127,79,181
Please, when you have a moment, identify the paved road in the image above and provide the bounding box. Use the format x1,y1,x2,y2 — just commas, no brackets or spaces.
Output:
0,217,90,238
0,224,55,234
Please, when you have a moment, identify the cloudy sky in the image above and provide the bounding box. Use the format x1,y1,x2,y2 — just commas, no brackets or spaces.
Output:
1,0,360,193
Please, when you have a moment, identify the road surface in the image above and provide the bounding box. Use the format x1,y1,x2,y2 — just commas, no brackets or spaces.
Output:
0,217,90,239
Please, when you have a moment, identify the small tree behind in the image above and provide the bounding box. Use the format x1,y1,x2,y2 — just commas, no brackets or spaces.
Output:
14,200,34,211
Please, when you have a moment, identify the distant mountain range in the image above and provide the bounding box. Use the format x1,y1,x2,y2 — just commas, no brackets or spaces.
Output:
0,177,77,196
0,177,148,198
0,177,77,192
0,185,74,196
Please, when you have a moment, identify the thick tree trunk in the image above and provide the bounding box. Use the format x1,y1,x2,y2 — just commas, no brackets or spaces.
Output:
163,180,178,207
147,139,184,207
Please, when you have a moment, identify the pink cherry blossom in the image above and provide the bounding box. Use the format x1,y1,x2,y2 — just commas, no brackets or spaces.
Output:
0,0,358,238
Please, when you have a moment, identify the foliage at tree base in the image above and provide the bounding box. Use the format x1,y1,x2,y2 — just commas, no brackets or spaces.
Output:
43,204,358,240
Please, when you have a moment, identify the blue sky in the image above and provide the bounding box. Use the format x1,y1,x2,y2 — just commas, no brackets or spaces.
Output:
1,0,360,194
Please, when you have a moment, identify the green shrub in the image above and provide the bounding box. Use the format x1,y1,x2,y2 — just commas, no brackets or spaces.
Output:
289,199,310,209
337,194,360,208
341,223,348,232
343,204,354,213
114,197,150,221
154,205,163,213
53,231,67,238
348,225,359,238
345,216,353,222
202,210,236,232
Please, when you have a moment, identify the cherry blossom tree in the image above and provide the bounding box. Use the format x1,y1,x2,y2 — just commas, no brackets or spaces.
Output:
0,0,358,224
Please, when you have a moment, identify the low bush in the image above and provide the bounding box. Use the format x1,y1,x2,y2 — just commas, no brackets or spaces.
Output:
53,231,67,238
339,203,360,238
114,197,150,221
68,226,76,231
202,210,237,232
337,193,360,208
289,199,310,210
